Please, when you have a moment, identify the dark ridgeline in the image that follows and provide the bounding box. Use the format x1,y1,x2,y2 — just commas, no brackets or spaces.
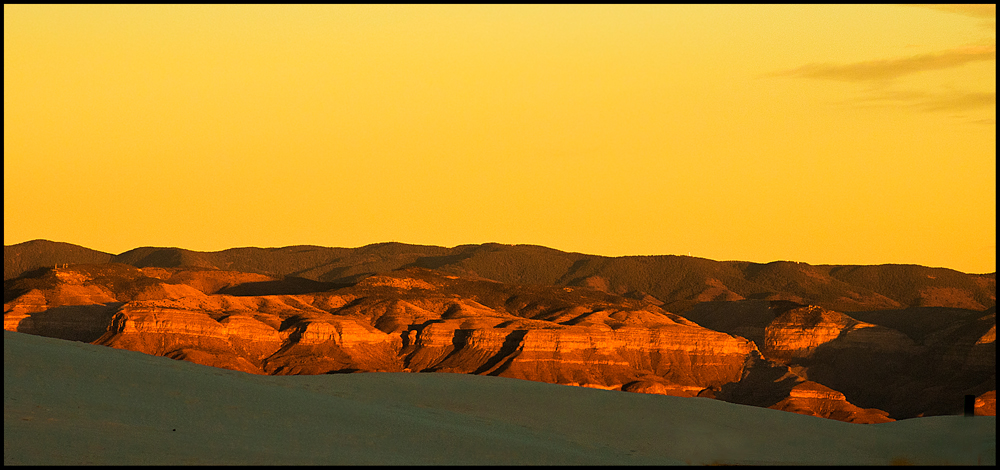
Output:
4,240,114,280
4,239,995,313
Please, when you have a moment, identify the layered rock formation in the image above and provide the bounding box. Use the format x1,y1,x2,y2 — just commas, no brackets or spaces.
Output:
685,300,995,420
5,265,754,395
709,349,893,423
761,305,919,361
768,381,893,423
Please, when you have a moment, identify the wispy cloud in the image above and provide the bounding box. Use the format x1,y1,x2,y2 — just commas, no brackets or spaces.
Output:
848,88,996,121
909,4,996,20
918,91,995,112
767,5,995,121
771,44,995,82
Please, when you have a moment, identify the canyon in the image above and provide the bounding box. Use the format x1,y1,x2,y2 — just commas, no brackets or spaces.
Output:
4,240,996,423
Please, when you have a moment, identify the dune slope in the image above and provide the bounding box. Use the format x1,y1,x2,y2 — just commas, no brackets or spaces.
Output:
4,331,994,465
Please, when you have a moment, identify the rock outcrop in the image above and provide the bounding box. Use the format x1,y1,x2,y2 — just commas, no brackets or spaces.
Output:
5,265,755,396
767,381,894,423
679,300,995,419
976,390,996,416
761,305,919,361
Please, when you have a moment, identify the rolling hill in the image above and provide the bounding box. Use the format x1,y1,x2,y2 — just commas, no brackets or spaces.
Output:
5,240,995,312
5,330,995,465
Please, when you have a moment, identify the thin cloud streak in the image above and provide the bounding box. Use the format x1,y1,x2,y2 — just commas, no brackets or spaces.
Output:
909,5,996,32
909,4,996,20
919,91,995,112
849,89,996,115
772,44,995,82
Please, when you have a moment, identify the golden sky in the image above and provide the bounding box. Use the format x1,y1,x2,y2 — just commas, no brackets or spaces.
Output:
4,5,996,273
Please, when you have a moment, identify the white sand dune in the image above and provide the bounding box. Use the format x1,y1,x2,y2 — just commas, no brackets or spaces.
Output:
4,331,995,465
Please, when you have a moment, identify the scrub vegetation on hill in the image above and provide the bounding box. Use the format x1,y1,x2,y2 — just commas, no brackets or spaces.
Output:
6,240,994,312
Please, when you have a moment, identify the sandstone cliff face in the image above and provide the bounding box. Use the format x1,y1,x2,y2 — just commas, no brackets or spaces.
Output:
976,390,996,416
5,265,756,396
460,320,753,393
761,305,918,361
4,268,121,342
767,381,894,424
710,349,893,423
678,300,995,419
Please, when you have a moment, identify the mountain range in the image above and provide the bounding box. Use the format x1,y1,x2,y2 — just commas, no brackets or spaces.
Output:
6,239,995,312
4,239,995,423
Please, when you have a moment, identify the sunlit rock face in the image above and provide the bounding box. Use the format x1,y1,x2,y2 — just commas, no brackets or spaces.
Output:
767,381,894,423
707,349,891,422
679,300,996,420
4,265,756,392
761,305,918,361
3,267,121,342
382,299,756,391
763,306,852,359
976,391,996,416
484,322,755,392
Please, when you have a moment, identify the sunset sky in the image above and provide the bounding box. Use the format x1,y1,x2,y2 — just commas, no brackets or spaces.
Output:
4,5,996,273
